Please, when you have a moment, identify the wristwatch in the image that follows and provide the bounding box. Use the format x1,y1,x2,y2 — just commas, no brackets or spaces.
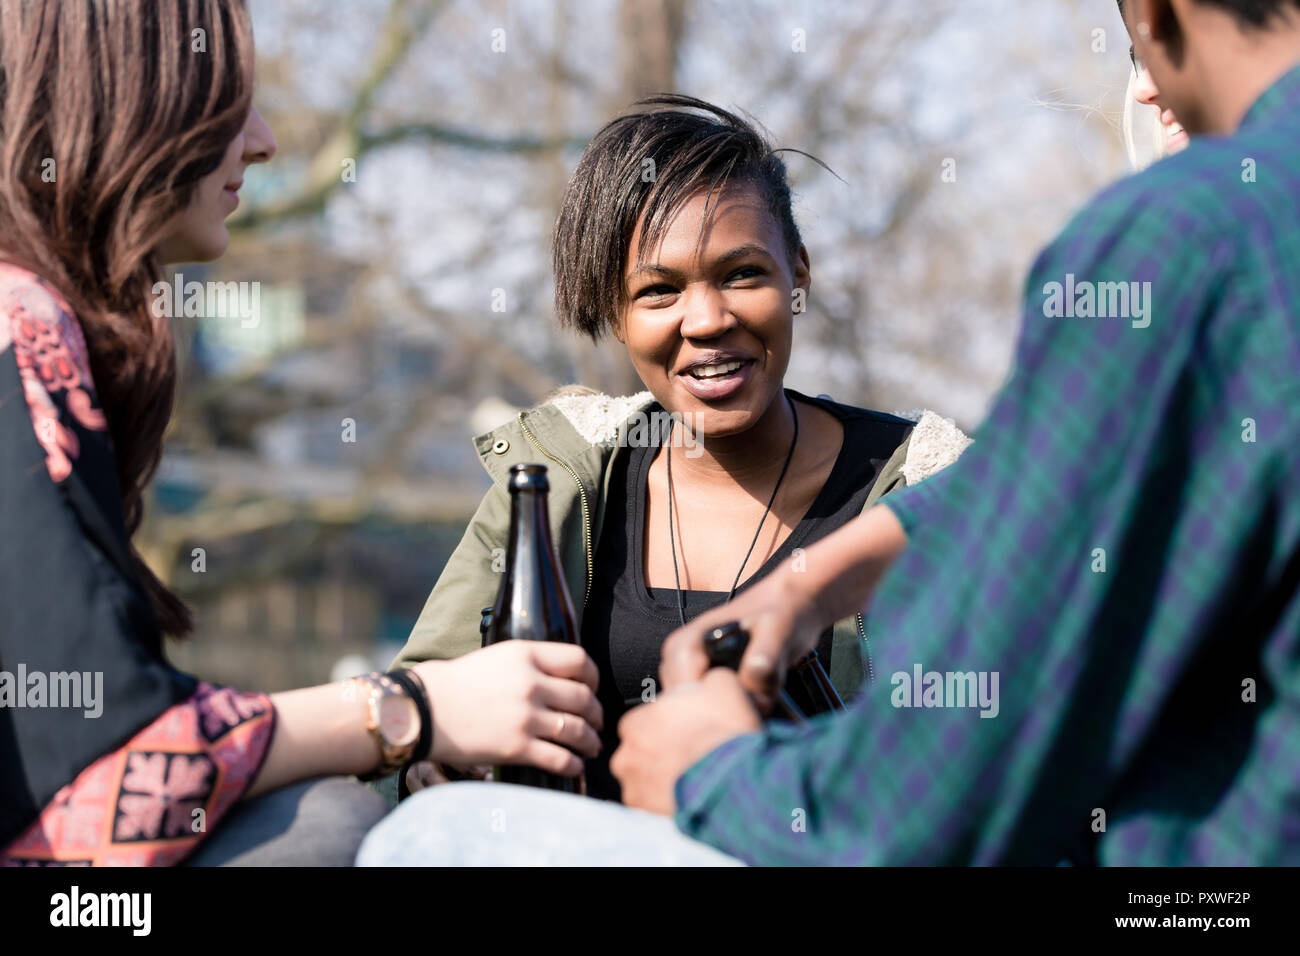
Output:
353,672,420,780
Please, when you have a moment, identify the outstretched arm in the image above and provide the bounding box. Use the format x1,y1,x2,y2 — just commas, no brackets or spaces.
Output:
658,503,908,705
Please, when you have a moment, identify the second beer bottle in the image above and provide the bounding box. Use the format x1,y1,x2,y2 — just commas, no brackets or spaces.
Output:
481,462,585,795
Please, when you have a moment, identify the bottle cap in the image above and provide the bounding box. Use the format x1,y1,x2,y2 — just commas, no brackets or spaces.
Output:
507,462,549,491
703,621,749,671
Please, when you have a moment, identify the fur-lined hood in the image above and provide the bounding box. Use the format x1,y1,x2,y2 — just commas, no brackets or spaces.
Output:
542,386,971,485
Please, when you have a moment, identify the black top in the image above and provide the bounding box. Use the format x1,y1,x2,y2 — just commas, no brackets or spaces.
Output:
580,390,912,800
1,274,196,849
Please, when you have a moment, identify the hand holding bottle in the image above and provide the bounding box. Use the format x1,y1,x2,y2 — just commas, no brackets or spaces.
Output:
409,641,602,777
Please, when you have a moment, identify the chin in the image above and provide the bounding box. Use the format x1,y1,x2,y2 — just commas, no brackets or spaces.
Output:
161,228,230,266
195,229,232,262
681,405,762,440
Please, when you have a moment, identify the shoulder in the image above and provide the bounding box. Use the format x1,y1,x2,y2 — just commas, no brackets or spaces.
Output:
893,409,974,485
0,261,97,390
0,261,107,483
476,385,654,455
471,385,654,484
794,392,971,486
1053,138,1282,271
1030,138,1299,380
812,394,914,430
1,262,83,354
541,385,656,445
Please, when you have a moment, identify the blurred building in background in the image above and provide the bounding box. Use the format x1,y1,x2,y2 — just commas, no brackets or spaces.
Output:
154,0,1138,690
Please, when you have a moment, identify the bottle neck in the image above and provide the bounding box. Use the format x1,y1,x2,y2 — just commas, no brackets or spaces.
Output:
492,477,578,645
506,487,552,569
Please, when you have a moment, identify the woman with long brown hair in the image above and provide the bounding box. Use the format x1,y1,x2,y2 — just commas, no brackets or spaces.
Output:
0,0,601,866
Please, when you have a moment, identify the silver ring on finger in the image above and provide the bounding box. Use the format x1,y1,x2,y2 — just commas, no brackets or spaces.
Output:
556,713,566,739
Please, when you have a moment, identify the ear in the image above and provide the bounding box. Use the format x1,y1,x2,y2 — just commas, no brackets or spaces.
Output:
1131,0,1183,61
611,310,627,344
1125,0,1156,31
793,244,811,305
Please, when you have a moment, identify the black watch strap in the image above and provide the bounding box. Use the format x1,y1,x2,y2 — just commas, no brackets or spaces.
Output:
387,668,433,764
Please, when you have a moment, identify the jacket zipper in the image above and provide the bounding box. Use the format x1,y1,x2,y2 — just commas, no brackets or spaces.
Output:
517,412,593,608
857,611,874,685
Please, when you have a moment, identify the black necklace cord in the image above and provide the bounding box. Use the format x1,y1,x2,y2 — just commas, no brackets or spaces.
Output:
665,392,801,627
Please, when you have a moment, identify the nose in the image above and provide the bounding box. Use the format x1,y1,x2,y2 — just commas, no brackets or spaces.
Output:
1132,67,1160,108
242,106,277,165
678,283,735,340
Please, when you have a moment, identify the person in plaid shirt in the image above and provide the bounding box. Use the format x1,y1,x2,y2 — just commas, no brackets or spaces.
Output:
622,0,1300,865
358,0,1300,866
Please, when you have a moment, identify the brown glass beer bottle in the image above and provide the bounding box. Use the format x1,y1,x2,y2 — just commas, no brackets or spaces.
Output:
482,463,585,795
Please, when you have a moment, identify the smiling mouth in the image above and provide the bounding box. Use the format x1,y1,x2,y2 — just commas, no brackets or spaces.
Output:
685,358,752,380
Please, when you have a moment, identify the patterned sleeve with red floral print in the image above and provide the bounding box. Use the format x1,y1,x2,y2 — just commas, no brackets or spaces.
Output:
1,683,275,866
0,262,278,865
0,262,108,482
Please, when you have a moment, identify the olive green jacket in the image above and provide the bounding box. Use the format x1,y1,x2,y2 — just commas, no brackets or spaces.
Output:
393,388,972,697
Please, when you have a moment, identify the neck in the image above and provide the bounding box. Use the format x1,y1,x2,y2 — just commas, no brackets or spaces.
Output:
672,390,797,487
1193,20,1300,134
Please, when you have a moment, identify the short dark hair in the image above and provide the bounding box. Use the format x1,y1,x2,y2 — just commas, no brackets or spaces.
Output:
553,94,815,341
1198,0,1300,26
1122,0,1300,28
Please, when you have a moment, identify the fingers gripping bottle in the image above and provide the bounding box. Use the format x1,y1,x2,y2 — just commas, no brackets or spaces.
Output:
482,463,585,794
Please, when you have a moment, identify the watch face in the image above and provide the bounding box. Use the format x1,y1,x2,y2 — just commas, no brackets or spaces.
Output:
378,694,419,748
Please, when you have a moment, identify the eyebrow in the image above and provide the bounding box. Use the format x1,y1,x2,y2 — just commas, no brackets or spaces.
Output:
627,243,774,281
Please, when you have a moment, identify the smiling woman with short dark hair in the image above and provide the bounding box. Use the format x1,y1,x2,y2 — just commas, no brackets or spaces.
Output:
394,94,970,801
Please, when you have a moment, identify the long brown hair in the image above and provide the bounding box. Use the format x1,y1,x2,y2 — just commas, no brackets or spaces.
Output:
0,0,256,636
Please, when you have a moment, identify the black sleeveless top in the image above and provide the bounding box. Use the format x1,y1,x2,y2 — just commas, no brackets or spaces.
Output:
580,390,911,800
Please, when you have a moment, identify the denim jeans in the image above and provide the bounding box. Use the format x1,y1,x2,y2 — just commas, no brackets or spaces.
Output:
356,782,744,866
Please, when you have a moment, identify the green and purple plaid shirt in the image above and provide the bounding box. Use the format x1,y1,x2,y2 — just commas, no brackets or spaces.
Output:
675,65,1300,865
